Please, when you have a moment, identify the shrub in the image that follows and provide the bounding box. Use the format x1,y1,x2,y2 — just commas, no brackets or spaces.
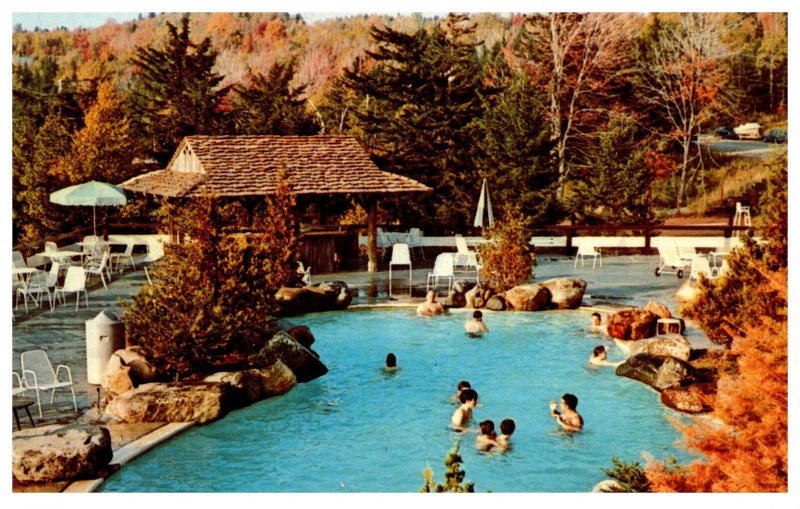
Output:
121,174,299,380
476,206,537,292
420,442,475,493
601,456,654,492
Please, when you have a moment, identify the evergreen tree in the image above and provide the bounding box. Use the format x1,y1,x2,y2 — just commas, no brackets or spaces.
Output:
341,14,492,231
567,112,654,225
129,14,230,164
230,61,319,135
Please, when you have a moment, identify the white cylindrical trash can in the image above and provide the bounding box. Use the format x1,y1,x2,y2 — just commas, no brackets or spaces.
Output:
85,310,126,385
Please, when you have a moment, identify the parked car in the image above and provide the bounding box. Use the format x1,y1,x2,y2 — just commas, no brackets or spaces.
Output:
763,128,787,144
733,122,763,140
715,126,738,140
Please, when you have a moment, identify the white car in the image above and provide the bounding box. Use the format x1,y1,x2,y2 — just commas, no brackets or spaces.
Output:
733,122,763,140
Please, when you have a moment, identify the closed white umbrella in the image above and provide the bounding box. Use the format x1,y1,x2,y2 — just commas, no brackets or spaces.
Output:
473,178,494,228
50,180,128,236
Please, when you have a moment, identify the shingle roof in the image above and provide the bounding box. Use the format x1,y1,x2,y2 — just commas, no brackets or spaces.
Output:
120,135,431,197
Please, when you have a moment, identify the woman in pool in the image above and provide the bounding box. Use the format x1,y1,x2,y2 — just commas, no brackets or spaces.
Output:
589,345,622,367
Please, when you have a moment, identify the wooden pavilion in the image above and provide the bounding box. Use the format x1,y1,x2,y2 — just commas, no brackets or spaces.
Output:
120,135,430,272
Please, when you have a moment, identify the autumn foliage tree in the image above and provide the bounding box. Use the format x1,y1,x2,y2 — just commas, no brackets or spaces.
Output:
122,173,299,380
477,206,537,292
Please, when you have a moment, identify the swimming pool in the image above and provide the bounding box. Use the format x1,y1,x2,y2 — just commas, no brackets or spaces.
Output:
101,308,692,492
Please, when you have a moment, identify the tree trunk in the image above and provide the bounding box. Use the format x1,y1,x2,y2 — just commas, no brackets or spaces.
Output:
365,196,378,273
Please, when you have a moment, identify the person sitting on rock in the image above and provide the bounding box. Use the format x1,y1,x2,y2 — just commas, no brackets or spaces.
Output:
451,388,478,430
417,290,445,316
495,418,516,450
476,419,499,451
451,380,472,404
550,393,583,432
589,345,622,367
385,352,398,371
465,310,489,337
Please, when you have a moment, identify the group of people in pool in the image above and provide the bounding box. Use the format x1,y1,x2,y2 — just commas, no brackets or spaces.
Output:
450,381,516,452
417,290,489,337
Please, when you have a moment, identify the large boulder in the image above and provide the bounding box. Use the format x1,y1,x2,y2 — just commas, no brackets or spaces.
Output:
104,381,237,424
274,281,352,316
249,330,328,383
615,353,699,391
485,295,506,311
286,325,316,350
443,288,467,308
635,334,692,361
541,278,587,309
505,284,550,311
101,347,158,402
645,301,673,319
12,424,112,483
606,308,657,340
464,284,486,309
204,361,297,402
660,382,717,413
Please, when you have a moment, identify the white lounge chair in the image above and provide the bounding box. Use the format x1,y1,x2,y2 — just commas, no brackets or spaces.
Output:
655,245,691,278
733,202,751,226
574,244,602,269
85,250,111,289
427,253,455,293
689,255,714,281
54,266,89,311
388,243,412,297
110,242,137,273
454,235,479,268
21,349,77,418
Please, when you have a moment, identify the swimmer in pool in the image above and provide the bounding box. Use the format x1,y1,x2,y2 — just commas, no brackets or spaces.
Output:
476,419,499,451
451,388,478,430
495,418,516,450
589,345,622,367
417,290,445,316
549,393,584,432
385,352,398,371
465,310,489,337
451,380,472,404
590,312,607,335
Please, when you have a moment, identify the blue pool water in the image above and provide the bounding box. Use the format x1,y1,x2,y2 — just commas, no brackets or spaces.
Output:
101,308,692,492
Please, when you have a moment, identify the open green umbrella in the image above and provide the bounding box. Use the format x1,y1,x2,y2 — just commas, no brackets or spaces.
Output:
50,180,128,236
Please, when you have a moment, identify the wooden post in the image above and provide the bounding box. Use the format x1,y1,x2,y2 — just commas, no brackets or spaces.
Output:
366,196,378,273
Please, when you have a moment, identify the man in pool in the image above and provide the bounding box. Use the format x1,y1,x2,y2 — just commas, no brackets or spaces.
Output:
451,380,472,404
549,393,583,432
476,419,499,451
385,352,398,371
496,418,516,450
464,310,489,336
589,345,622,367
451,388,478,430
417,290,445,316
590,312,607,335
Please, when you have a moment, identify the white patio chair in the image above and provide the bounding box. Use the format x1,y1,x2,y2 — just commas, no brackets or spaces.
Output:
406,228,425,260
85,250,111,289
80,235,100,263
15,269,51,313
689,254,714,281
44,261,61,310
654,245,691,278
21,349,77,418
454,234,479,268
297,261,312,285
13,371,28,397
54,266,88,311
427,253,455,293
110,242,137,273
13,250,27,269
44,241,59,253
574,244,602,269
388,243,412,297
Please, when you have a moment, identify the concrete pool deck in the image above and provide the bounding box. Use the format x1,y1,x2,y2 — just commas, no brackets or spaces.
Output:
11,253,714,492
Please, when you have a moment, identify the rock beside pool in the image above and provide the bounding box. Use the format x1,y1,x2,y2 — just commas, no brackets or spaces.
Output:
591,479,627,492
645,301,673,319
101,347,158,402
635,334,692,361
287,325,316,350
606,308,657,340
540,278,587,309
443,288,467,308
615,353,699,391
465,284,491,308
105,382,238,424
204,361,297,401
505,284,549,311
12,424,112,483
274,281,352,316
485,294,506,311
660,382,716,413
250,329,328,383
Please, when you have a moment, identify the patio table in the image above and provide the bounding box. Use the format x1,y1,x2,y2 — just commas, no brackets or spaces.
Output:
37,250,82,265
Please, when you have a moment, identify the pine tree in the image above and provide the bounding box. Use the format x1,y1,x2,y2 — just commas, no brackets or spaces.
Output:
129,14,230,164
